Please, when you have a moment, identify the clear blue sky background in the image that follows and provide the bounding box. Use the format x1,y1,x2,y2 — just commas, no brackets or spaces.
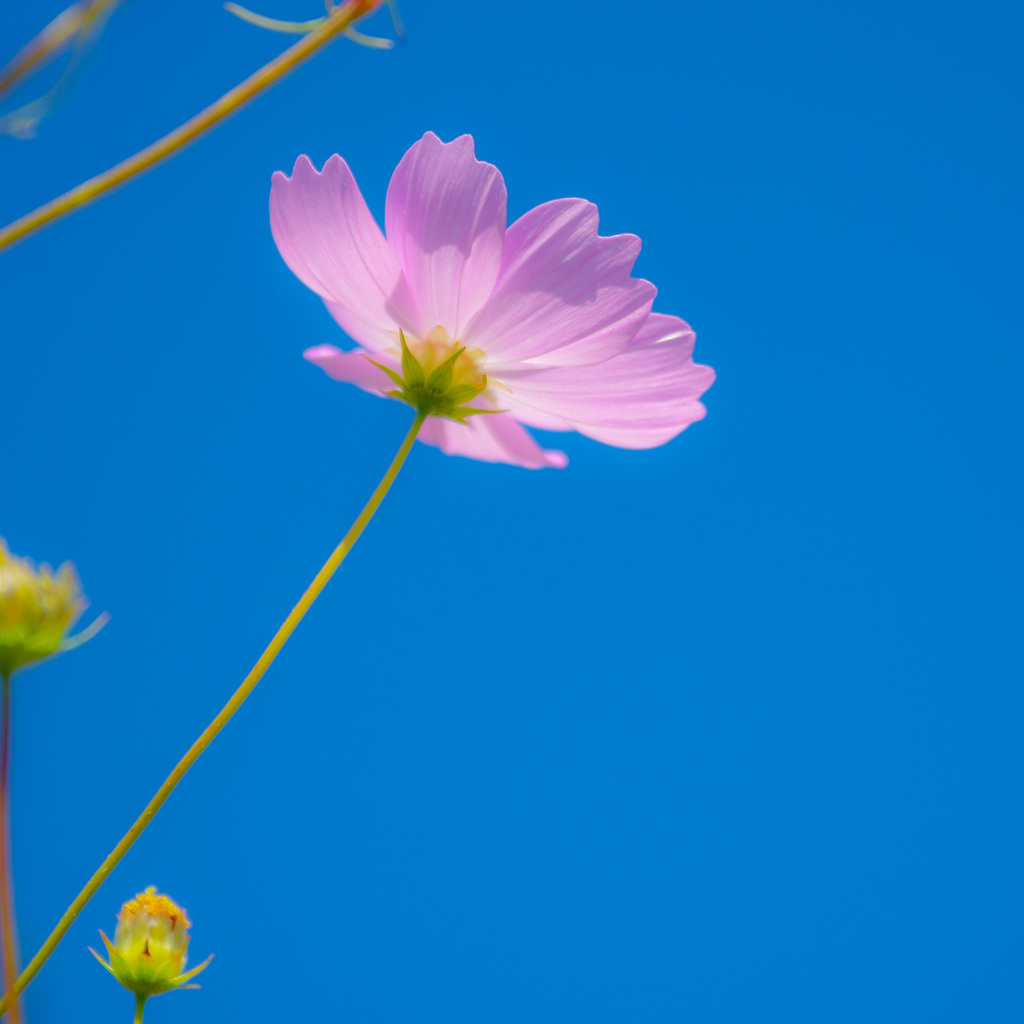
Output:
1,1,1021,1021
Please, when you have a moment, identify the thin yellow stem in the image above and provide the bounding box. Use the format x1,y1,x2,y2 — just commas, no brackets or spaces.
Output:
0,0,383,254
0,675,21,1024
0,410,427,1012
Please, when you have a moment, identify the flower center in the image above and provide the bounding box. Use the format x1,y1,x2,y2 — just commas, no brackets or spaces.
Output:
372,326,496,423
404,325,485,388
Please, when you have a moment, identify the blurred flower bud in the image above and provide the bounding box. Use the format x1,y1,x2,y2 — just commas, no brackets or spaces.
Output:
0,537,106,679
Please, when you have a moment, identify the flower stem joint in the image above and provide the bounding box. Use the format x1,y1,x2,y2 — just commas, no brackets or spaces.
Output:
90,888,212,1006
367,329,501,422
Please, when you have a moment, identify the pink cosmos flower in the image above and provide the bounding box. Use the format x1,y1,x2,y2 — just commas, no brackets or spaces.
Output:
270,132,714,469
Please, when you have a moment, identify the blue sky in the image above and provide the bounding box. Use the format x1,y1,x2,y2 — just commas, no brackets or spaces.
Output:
0,0,1021,1021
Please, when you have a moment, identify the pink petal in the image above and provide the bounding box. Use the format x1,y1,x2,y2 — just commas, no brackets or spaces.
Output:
385,133,507,339
270,155,418,354
495,314,715,449
418,413,568,470
303,344,397,397
464,199,656,368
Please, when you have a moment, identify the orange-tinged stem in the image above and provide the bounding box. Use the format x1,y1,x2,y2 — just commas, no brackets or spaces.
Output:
0,675,22,1024
0,410,427,1012
0,0,383,254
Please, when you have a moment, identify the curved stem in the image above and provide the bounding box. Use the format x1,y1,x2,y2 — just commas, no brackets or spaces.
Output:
0,410,427,1012
0,0,383,254
0,673,21,1024
0,0,108,104
133,993,146,1024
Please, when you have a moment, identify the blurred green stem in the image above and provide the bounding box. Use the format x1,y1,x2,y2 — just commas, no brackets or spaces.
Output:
133,994,146,1024
0,0,383,253
0,410,427,1013
0,672,21,1024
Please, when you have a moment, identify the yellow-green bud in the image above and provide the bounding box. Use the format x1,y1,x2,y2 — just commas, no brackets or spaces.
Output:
0,538,105,679
90,887,212,999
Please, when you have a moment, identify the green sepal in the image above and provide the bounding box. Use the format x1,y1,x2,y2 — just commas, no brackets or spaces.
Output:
107,948,136,989
176,954,215,987
88,946,114,975
362,337,496,421
444,381,488,406
363,355,407,390
446,407,507,424
425,346,466,392
399,331,425,386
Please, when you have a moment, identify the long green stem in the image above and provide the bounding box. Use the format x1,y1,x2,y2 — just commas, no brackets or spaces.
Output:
0,674,21,1024
0,0,382,254
0,411,427,1013
133,993,146,1024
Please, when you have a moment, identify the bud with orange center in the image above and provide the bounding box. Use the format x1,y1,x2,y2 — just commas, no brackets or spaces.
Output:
90,887,212,1020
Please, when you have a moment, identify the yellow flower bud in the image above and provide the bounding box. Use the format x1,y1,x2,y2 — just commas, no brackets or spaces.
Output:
90,887,212,999
0,537,106,679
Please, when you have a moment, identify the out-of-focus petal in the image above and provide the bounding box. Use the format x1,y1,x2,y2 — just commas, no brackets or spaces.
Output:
271,155,419,353
418,412,568,470
465,199,656,368
304,344,397,396
385,132,507,339
496,314,715,449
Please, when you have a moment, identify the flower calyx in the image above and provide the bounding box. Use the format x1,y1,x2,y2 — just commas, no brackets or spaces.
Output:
367,330,502,423
90,887,212,999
